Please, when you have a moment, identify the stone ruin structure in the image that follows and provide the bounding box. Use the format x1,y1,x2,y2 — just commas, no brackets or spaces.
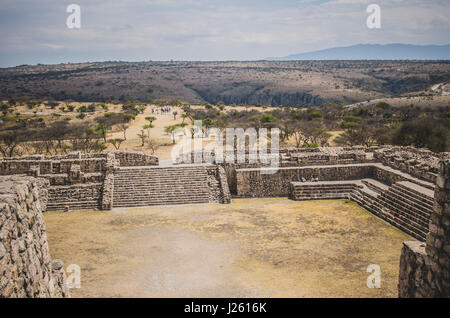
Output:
0,150,230,210
0,146,448,297
398,159,449,297
0,176,69,297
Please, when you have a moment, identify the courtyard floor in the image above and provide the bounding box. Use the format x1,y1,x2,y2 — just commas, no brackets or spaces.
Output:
44,198,410,298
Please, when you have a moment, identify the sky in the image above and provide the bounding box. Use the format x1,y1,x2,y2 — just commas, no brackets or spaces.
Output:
0,0,449,67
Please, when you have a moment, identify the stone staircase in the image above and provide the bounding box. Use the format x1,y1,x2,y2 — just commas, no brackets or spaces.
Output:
375,181,433,241
113,165,211,207
352,179,432,241
289,178,434,242
289,181,362,201
47,183,103,210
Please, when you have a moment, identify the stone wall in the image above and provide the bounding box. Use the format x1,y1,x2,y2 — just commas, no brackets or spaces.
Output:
374,146,448,184
111,150,158,166
426,159,450,296
47,183,103,211
101,152,117,210
0,150,157,211
398,159,450,298
235,163,436,198
373,165,434,190
0,157,107,176
236,164,374,197
176,146,445,190
176,146,371,167
217,165,231,204
0,176,69,298
212,165,231,204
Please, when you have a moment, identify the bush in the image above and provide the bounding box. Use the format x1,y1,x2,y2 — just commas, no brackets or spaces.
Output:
392,118,449,152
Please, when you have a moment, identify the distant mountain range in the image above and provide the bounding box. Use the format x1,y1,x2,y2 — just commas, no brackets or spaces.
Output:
267,44,450,60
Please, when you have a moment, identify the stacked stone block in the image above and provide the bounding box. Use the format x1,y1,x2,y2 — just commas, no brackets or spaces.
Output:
113,165,230,207
425,159,450,296
0,176,69,298
398,159,450,297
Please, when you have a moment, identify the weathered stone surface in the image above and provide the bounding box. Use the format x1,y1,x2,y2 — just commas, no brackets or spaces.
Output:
0,176,69,298
1,146,448,298
0,151,158,212
398,158,450,298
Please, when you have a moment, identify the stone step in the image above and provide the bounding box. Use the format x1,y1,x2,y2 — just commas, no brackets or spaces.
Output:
290,184,358,189
113,166,211,208
378,194,430,228
394,181,434,203
47,200,101,210
290,183,359,189
375,200,426,233
114,180,207,184
114,195,208,201
114,176,207,180
361,179,389,193
375,209,426,241
114,189,209,194
351,189,427,241
113,198,208,207
291,187,357,193
392,184,434,208
361,196,427,241
377,195,430,230
358,187,379,200
382,190,432,219
114,194,208,199
115,177,206,181
389,187,434,212
115,170,207,174
116,168,208,173
114,187,207,191
114,175,207,180
293,194,350,200
114,184,209,189
115,181,207,185
362,203,426,241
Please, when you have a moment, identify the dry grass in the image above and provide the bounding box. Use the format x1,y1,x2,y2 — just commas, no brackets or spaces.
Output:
44,198,410,298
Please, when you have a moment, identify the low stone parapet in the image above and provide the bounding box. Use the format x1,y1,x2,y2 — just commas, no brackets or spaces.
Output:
111,150,158,166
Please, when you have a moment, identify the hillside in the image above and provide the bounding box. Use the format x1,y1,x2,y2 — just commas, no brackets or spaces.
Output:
0,60,449,107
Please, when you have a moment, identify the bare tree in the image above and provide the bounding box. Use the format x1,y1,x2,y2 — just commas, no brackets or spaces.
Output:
118,123,129,140
0,132,21,157
137,130,147,146
108,138,124,150
146,138,160,155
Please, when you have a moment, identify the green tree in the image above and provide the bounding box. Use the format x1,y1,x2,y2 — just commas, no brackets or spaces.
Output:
95,124,108,143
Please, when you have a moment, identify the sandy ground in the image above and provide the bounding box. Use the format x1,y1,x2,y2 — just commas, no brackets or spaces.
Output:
44,198,410,298
108,106,185,160
11,102,285,160
345,95,450,110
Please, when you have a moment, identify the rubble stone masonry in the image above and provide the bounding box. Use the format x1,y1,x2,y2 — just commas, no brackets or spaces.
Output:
398,159,450,297
0,176,69,298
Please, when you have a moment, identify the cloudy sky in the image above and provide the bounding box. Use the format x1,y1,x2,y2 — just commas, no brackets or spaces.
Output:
0,0,449,67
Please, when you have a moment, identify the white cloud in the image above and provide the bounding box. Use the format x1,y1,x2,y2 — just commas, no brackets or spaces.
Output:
0,0,448,65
